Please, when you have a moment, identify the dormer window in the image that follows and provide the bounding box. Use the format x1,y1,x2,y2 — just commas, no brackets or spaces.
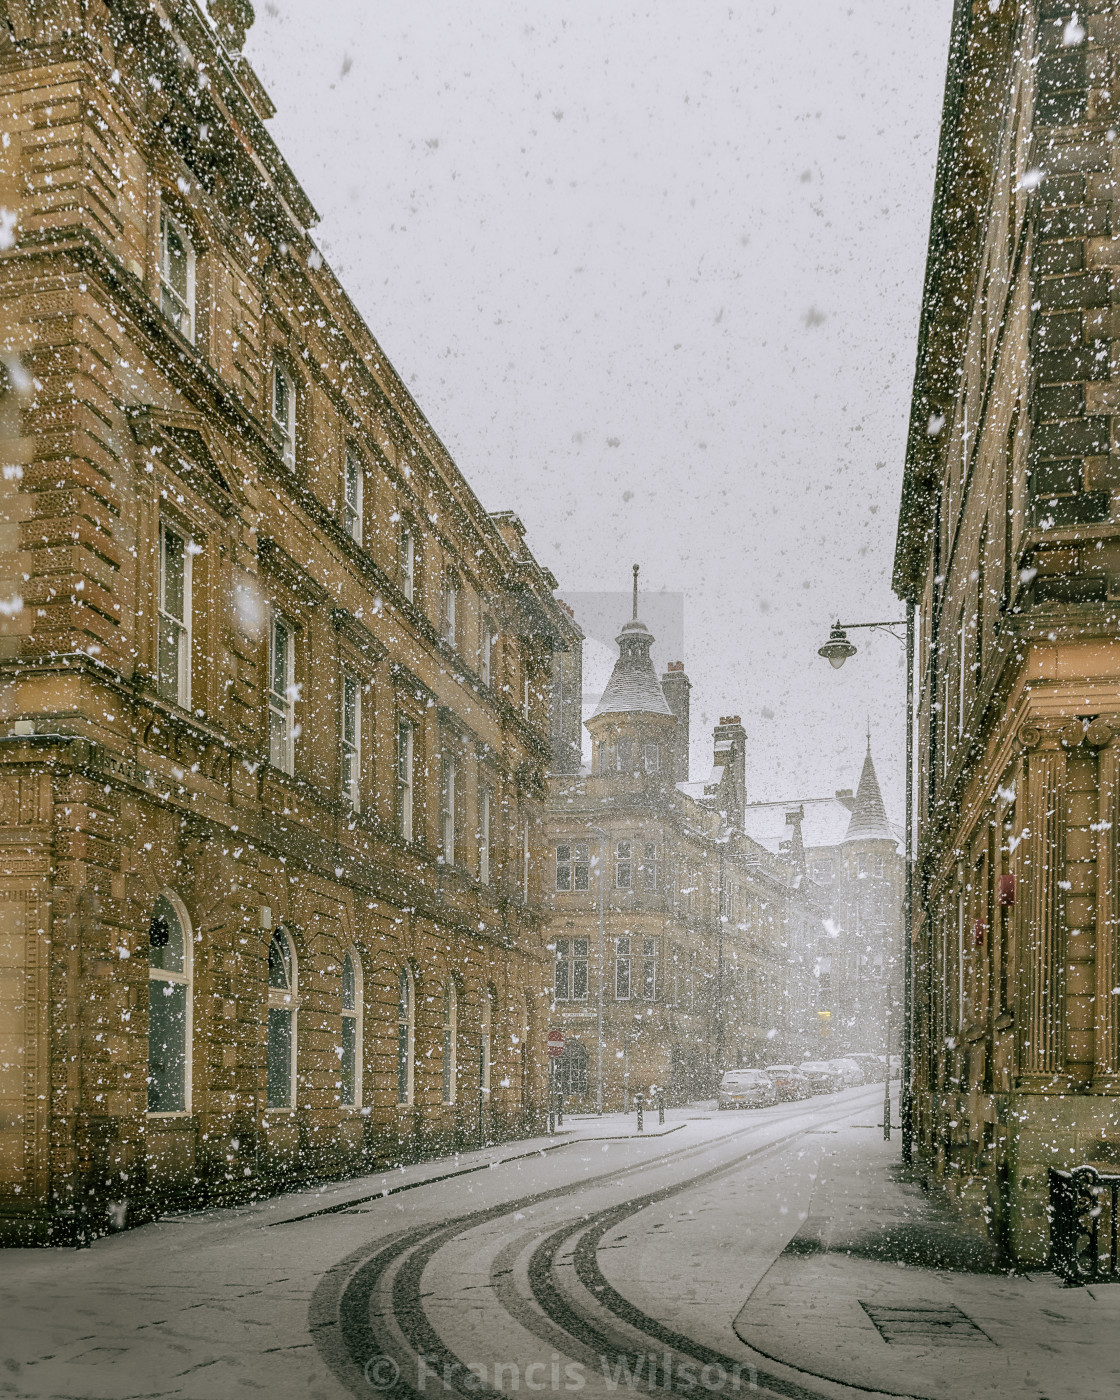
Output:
272,362,296,468
643,742,659,774
159,213,195,343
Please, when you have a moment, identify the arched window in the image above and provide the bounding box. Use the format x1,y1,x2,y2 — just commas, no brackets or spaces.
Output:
148,892,191,1113
397,966,414,1105
267,928,298,1108
442,981,457,1104
480,988,492,1096
340,950,362,1107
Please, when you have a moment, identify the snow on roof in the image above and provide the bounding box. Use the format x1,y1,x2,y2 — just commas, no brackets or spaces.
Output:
843,744,894,843
742,796,856,854
591,618,673,718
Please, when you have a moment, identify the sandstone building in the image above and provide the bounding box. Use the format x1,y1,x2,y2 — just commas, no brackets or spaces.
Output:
743,743,905,1060
542,590,820,1107
895,0,1120,1264
0,0,573,1242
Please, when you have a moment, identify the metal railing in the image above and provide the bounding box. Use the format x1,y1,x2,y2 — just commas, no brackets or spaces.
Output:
1049,1165,1120,1285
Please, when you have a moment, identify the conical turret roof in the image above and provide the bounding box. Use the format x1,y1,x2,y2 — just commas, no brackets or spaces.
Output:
592,618,673,718
843,742,895,843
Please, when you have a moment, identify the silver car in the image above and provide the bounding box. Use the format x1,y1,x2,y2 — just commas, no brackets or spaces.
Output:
717,1069,776,1110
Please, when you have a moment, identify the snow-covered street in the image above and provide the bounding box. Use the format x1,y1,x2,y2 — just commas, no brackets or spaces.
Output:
5,1086,1120,1400
0,1087,880,1399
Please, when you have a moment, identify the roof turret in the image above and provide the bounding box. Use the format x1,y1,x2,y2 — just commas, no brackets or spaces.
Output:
843,741,895,844
591,566,673,719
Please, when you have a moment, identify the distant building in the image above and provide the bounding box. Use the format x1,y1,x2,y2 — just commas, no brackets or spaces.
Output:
542,582,820,1107
742,743,905,1059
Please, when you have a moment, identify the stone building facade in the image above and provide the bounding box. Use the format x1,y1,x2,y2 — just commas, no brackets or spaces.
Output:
743,743,905,1060
542,598,819,1107
895,0,1120,1264
0,0,574,1243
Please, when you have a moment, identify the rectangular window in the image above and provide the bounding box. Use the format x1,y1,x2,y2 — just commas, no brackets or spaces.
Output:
481,620,494,686
522,815,531,901
616,936,631,999
641,843,659,892
342,673,361,812
401,527,415,602
157,521,192,708
616,840,632,890
556,843,572,892
479,787,491,885
443,575,458,647
641,938,658,1000
159,213,195,343
441,751,456,865
340,1015,357,1106
268,615,296,775
272,363,295,468
643,742,659,774
344,448,363,544
572,842,590,891
523,670,531,719
266,1005,293,1107
555,937,571,1000
572,937,588,1000
148,979,188,1112
398,719,414,842
618,737,633,772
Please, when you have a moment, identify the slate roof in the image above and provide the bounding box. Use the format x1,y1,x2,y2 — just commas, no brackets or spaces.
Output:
742,746,899,853
592,619,673,718
843,744,894,843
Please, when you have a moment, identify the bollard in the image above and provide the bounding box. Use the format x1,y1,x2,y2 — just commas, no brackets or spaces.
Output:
658,1090,665,1125
556,1091,564,1128
636,1093,644,1133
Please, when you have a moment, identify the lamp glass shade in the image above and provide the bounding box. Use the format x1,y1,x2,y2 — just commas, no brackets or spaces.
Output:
818,626,857,669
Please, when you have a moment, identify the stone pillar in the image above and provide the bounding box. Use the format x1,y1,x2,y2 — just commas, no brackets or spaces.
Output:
1094,727,1120,1081
1019,727,1066,1078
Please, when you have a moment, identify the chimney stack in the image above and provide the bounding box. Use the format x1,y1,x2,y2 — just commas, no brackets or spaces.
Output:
661,662,691,782
713,716,747,829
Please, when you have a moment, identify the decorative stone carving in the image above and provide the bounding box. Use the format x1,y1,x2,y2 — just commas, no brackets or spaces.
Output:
1058,720,1087,749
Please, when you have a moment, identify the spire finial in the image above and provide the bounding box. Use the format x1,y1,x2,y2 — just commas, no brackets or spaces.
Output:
866,715,871,752
632,564,639,621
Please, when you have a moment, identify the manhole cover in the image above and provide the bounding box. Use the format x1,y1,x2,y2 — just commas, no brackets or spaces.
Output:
859,1301,992,1345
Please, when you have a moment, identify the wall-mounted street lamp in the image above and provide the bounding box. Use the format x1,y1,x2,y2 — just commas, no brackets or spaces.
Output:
816,612,914,1165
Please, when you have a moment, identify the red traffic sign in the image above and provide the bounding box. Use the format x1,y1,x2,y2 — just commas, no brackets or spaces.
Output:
547,1029,566,1058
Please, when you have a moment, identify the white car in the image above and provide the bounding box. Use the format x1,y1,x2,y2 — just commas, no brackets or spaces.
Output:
800,1060,843,1093
717,1069,776,1110
827,1057,864,1087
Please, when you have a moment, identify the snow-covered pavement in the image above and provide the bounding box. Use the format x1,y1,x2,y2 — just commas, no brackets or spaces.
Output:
5,1084,1114,1400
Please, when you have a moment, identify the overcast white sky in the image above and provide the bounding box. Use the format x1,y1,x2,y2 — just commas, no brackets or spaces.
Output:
246,1,954,821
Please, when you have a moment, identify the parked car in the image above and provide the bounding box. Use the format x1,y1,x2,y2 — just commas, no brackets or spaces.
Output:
765,1064,811,1101
799,1060,843,1094
846,1053,884,1081
827,1057,865,1087
717,1069,777,1110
